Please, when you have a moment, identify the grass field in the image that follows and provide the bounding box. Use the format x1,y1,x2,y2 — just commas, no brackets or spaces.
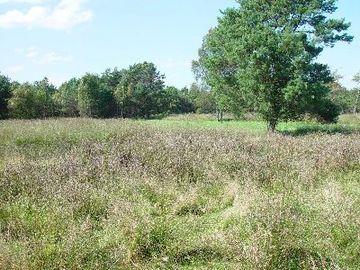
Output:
0,114,360,269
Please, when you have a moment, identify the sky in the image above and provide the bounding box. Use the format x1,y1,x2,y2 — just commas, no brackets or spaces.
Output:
0,0,359,89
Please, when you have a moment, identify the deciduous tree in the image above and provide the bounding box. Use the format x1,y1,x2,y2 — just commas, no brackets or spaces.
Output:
115,62,165,118
0,74,11,119
78,74,116,118
53,78,80,117
353,72,360,113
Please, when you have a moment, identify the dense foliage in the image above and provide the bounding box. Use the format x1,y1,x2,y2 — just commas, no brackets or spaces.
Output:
8,78,56,119
0,74,11,119
193,0,353,131
329,72,360,114
1,63,215,120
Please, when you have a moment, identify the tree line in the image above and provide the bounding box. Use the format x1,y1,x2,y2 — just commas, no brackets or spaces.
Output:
329,73,360,114
0,62,216,120
0,63,358,121
1,1,359,125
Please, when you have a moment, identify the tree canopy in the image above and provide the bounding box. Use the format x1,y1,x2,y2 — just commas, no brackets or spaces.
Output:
114,62,165,118
193,0,353,131
1,62,211,120
353,72,360,113
0,74,11,119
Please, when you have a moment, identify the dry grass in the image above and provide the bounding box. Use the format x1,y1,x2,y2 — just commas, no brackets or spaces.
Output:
0,117,360,269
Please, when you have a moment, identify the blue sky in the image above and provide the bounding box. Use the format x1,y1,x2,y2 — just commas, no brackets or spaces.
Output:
0,0,359,89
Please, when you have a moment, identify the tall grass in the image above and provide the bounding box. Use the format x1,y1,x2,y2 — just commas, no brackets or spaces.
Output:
0,117,360,269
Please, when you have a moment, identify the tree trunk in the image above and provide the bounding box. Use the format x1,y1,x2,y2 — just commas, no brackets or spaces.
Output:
217,107,224,122
267,119,277,133
353,89,360,114
267,100,281,133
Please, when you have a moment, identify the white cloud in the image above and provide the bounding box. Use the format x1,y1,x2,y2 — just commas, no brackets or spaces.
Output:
4,65,24,75
25,46,38,59
0,0,93,29
0,0,44,3
19,46,72,64
38,51,72,64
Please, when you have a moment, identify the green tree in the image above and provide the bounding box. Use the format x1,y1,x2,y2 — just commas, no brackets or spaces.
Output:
157,86,194,114
101,68,125,91
194,0,352,131
8,83,38,119
0,74,11,119
353,72,360,113
53,78,80,117
328,73,359,114
9,80,57,119
115,62,165,118
78,74,116,118
187,84,216,114
33,77,57,118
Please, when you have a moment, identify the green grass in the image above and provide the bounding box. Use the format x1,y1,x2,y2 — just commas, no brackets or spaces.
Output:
0,114,360,269
1,114,358,147
143,118,267,132
147,113,360,134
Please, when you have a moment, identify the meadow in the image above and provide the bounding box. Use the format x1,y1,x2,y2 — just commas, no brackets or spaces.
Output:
0,114,360,269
